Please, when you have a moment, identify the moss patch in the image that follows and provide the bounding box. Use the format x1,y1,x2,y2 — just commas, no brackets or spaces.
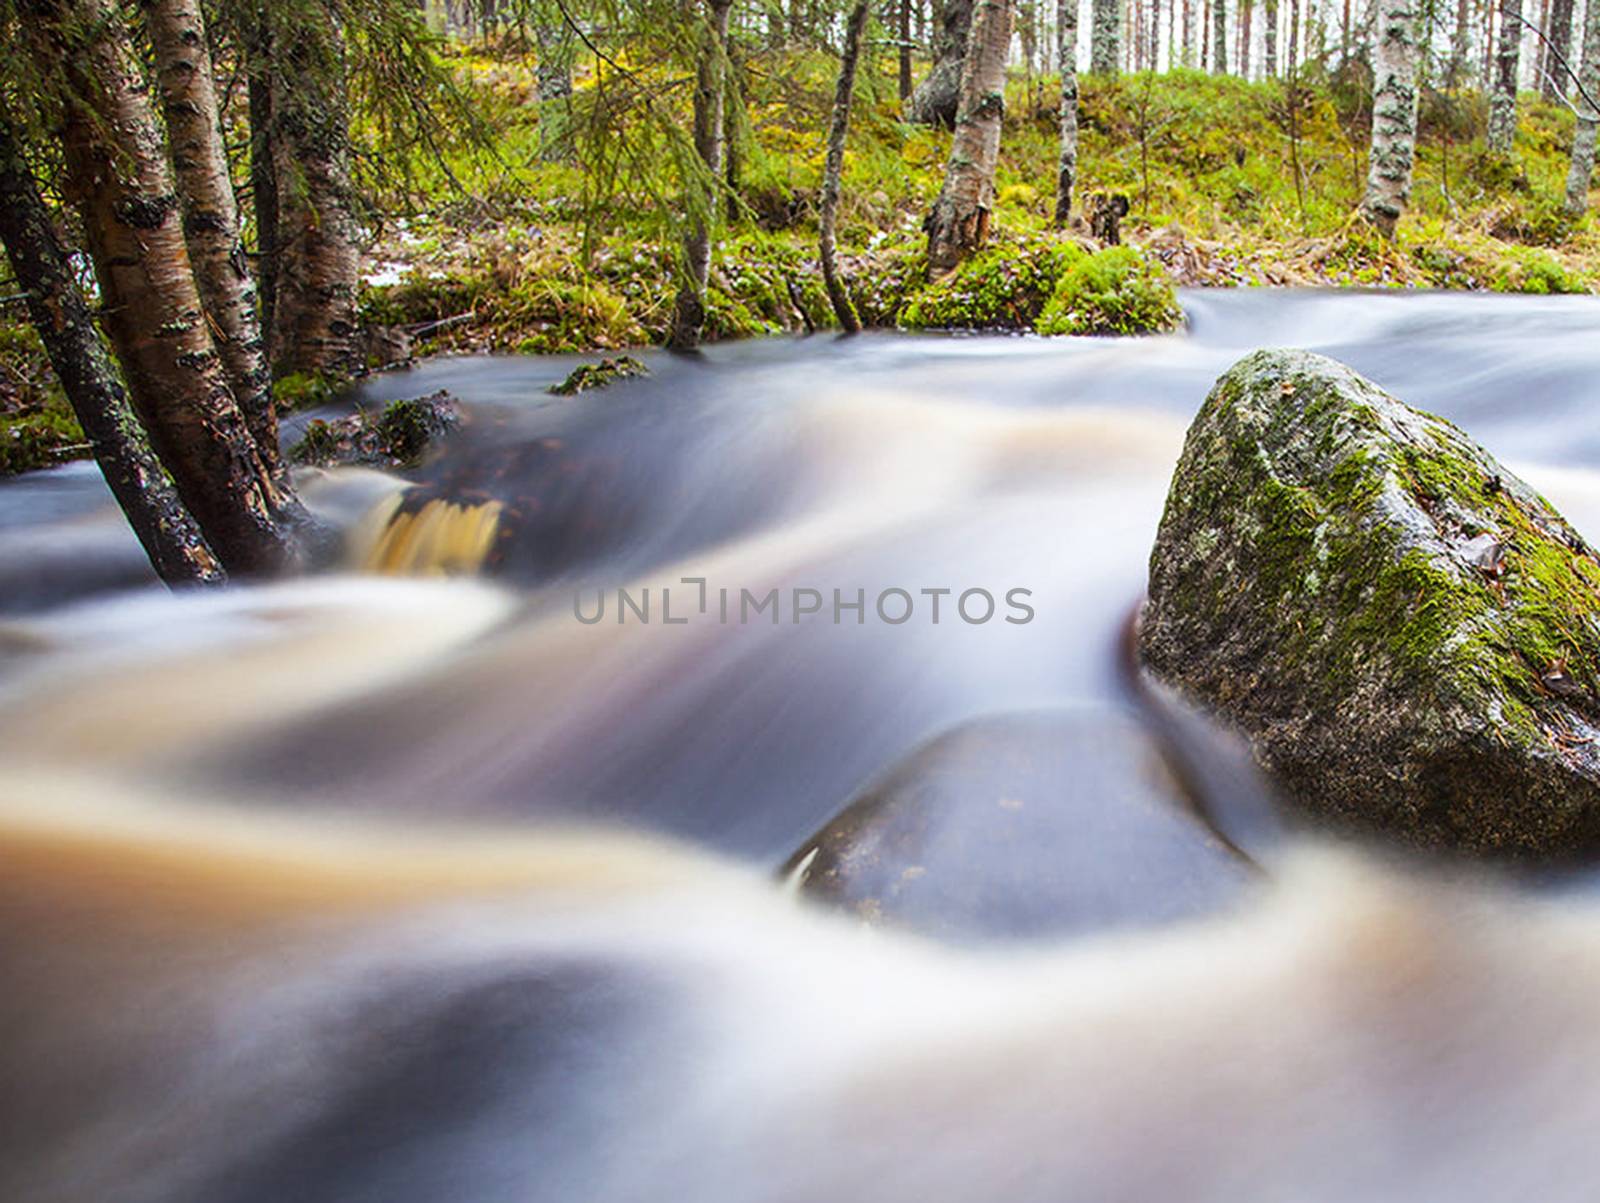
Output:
1034,245,1185,336
549,355,649,396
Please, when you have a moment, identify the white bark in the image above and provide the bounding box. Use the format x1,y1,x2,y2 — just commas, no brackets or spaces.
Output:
1091,0,1121,71
1487,0,1521,153
1566,0,1600,211
1361,0,1422,236
1056,0,1080,223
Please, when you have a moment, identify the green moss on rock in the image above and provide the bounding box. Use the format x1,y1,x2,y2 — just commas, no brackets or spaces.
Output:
549,355,649,396
1142,348,1600,859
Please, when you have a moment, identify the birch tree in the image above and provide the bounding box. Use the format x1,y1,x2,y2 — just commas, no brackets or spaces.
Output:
1487,0,1521,152
1361,0,1422,236
266,9,364,376
1566,0,1600,212
820,0,871,331
1544,0,1575,96
1092,0,1121,70
908,0,974,123
0,111,223,586
22,0,306,575
144,0,282,479
926,0,1013,275
1213,0,1228,69
1057,0,1081,223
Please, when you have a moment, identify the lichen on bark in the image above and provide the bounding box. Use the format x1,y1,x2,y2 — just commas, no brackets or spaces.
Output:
1143,349,1600,859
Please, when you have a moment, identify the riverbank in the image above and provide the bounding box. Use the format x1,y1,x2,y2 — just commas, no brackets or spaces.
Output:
6,56,1599,475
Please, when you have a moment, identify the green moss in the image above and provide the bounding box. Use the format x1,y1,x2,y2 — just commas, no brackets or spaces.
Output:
1489,246,1588,294
549,355,649,395
272,370,350,412
1211,363,1600,746
898,238,1083,330
1034,245,1184,336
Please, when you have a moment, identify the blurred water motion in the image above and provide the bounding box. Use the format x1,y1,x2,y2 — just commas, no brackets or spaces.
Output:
4,291,1600,1200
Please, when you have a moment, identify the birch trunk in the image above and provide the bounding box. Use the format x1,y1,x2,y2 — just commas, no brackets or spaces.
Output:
268,11,363,376
1213,0,1229,70
24,0,304,576
908,0,974,123
667,0,734,350
1265,0,1279,71
143,0,281,480
820,0,869,332
1091,0,1121,69
1056,0,1081,223
926,0,1014,276
1565,0,1600,211
1361,0,1422,236
1544,0,1575,96
1487,0,1522,153
0,112,223,586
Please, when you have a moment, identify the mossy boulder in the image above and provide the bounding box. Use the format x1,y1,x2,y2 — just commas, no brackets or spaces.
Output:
1142,348,1600,859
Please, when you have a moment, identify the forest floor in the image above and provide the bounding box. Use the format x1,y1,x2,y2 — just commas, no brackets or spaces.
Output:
5,43,1600,474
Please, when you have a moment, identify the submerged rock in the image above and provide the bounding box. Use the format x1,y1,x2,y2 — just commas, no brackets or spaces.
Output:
289,391,461,470
783,709,1256,941
1143,348,1600,859
549,355,649,396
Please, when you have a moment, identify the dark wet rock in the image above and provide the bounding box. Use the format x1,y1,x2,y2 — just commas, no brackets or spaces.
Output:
782,709,1256,942
549,356,648,396
290,391,461,470
1143,348,1600,859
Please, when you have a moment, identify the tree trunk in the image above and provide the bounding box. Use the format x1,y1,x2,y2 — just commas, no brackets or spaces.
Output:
1265,0,1279,70
1450,0,1472,82
1092,0,1122,68
1488,0,1521,153
1289,0,1301,67
1361,0,1422,236
1543,0,1576,96
668,0,734,350
821,0,870,332
1057,0,1081,222
900,0,914,99
1203,0,1212,64
1566,0,1600,211
1239,0,1253,74
1213,0,1229,69
24,0,304,576
1152,0,1163,65
143,0,282,482
1183,0,1194,64
0,112,223,586
908,0,974,122
926,0,1013,276
268,10,363,377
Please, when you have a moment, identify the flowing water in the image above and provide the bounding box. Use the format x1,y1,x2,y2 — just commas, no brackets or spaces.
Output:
6,289,1600,1201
